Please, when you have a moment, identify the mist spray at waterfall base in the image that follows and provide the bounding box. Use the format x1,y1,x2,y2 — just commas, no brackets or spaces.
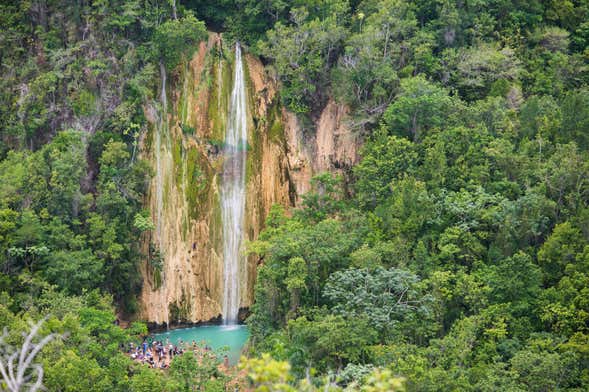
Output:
221,44,247,325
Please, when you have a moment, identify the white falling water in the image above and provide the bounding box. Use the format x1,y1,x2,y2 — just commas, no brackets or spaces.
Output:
155,61,170,327
221,44,247,324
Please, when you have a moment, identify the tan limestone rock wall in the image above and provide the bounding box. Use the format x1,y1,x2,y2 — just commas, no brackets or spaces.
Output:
284,99,361,205
139,36,224,325
139,33,362,325
139,35,294,325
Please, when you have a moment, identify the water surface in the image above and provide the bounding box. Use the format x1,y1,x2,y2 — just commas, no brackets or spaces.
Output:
153,324,249,365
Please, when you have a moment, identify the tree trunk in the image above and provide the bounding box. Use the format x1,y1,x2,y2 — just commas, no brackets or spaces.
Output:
171,0,178,20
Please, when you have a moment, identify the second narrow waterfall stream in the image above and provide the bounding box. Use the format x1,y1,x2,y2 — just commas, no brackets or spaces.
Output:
221,44,247,324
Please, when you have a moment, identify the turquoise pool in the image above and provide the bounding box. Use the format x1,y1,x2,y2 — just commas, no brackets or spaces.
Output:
152,324,249,365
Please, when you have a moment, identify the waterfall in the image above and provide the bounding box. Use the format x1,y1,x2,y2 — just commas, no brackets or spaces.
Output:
221,44,247,324
155,61,170,328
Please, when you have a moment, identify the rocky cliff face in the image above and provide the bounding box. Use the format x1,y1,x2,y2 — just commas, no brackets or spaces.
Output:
284,99,360,201
139,34,360,325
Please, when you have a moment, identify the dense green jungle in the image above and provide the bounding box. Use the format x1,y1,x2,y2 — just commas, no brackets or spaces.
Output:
0,0,589,390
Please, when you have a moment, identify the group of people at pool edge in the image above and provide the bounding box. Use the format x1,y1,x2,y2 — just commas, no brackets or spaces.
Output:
126,337,231,369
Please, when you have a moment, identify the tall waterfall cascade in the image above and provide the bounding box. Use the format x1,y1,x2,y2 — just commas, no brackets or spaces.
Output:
138,34,353,325
221,44,247,324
